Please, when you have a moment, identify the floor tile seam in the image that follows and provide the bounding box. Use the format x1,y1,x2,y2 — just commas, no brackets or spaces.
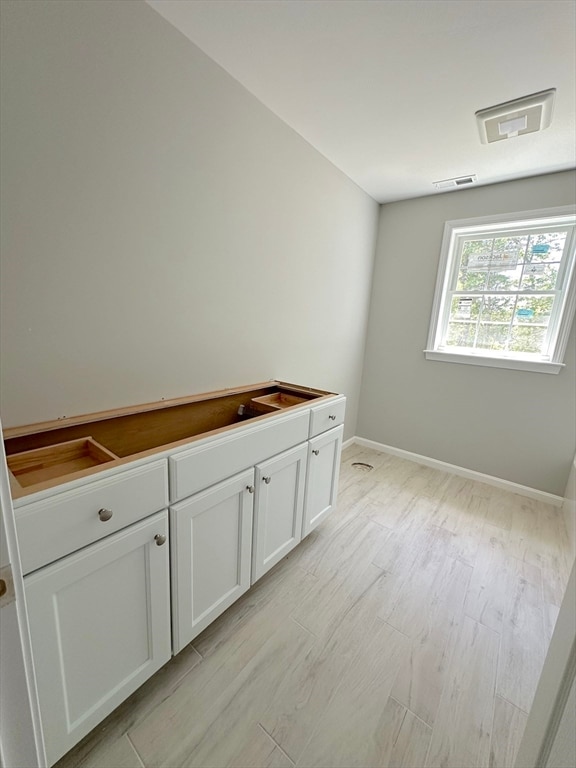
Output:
256,723,296,767
422,705,437,768
277,638,362,768
161,622,315,765
504,554,544,592
485,627,501,767
283,610,400,766
187,643,204,660
388,696,434,732
362,515,395,533
493,623,508,723
125,732,146,768
124,653,207,737
374,615,412,640
462,608,504,637
261,608,381,766
299,548,387,595
290,615,318,638
423,615,500,768
177,626,317,768
495,692,531,716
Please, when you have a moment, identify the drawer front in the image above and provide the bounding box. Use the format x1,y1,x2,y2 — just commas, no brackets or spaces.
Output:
309,396,346,438
169,409,310,502
16,460,169,574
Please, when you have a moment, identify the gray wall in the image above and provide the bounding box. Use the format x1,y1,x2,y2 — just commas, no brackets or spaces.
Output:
0,0,378,436
358,171,576,496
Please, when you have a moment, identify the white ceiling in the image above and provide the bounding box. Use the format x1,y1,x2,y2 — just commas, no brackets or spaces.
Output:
146,0,576,203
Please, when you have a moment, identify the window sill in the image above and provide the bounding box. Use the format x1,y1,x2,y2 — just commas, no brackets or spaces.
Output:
424,349,565,374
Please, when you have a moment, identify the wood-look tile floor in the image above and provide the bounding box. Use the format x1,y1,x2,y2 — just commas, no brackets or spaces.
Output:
56,445,574,768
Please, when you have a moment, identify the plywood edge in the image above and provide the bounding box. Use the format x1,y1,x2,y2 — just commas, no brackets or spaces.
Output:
8,469,23,495
87,439,119,462
3,382,338,440
1,381,282,439
4,384,340,499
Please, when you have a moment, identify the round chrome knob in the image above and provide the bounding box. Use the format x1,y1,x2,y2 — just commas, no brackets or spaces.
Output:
312,449,320,456
98,508,113,522
328,414,336,421
263,476,271,484
154,534,166,546
246,485,255,494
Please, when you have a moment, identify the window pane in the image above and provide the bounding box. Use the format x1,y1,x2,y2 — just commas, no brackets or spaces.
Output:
458,236,527,291
487,265,522,291
521,263,560,291
457,268,488,291
514,295,554,325
509,325,546,354
446,322,477,347
528,232,567,262
491,236,527,268
476,323,510,351
475,296,515,351
480,296,515,323
461,239,493,269
448,295,482,321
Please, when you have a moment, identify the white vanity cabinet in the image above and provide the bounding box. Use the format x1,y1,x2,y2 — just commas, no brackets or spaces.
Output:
170,469,255,654
252,442,307,582
302,424,344,536
4,382,346,766
24,510,171,766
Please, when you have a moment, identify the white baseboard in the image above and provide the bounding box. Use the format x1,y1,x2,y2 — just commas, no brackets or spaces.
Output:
351,437,564,507
341,437,356,450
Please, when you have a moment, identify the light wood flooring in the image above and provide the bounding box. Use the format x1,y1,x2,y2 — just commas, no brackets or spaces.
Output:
55,445,574,768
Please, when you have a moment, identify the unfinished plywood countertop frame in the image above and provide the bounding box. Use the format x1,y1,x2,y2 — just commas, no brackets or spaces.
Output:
3,381,336,499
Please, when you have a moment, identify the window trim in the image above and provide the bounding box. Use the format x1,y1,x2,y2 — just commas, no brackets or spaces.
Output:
424,205,576,374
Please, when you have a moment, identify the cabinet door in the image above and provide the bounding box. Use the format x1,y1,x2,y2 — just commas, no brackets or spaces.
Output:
24,511,171,767
170,470,254,654
252,443,307,583
302,425,344,537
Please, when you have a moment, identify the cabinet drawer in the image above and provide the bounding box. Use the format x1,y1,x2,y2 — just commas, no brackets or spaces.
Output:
169,409,310,502
16,460,169,574
309,396,346,438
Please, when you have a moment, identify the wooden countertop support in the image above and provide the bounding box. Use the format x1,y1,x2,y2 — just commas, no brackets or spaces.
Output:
3,381,337,499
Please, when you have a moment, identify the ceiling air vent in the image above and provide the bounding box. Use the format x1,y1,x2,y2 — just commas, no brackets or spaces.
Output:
433,174,477,190
475,89,555,144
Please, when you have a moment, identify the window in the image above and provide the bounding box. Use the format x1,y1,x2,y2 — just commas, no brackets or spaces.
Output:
425,206,576,373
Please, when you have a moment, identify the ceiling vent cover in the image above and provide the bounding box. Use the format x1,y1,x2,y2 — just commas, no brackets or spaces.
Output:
433,175,477,190
476,89,556,144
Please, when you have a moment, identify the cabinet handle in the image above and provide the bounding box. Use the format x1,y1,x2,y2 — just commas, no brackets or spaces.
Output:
154,534,167,546
246,485,255,493
312,449,320,456
263,476,271,484
328,414,336,421
98,508,113,522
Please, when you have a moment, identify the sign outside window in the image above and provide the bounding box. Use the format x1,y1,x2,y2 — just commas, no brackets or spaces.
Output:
467,250,519,271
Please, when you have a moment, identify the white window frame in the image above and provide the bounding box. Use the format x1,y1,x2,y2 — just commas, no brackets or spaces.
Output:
425,205,576,374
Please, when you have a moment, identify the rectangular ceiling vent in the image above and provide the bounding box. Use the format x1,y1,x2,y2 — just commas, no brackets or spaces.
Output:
475,89,555,144
433,174,477,190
